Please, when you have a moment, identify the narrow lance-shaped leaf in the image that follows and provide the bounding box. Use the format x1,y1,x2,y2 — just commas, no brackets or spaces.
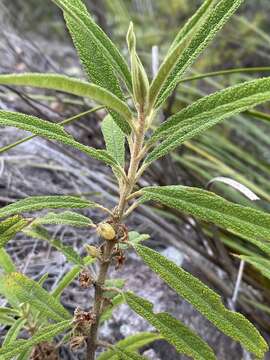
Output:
149,0,216,108
54,0,131,90
23,225,84,266
154,0,244,108
168,0,217,52
111,348,147,360
141,186,270,254
0,248,17,273
0,215,29,247
0,321,72,360
134,244,268,358
147,77,270,163
0,313,16,326
239,256,270,280
51,255,95,298
125,292,216,360
0,195,94,219
2,318,26,347
101,114,125,166
32,211,93,228
97,332,161,360
0,273,71,322
0,110,118,167
52,0,131,133
0,74,132,123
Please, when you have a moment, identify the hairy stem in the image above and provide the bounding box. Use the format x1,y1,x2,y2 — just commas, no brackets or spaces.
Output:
86,240,115,360
86,107,146,360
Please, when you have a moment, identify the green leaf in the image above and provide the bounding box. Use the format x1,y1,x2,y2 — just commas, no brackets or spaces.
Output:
16,349,32,360
0,195,94,219
111,348,147,360
97,332,161,360
0,249,16,273
0,74,132,124
128,231,150,245
0,320,71,360
149,0,216,108
126,292,215,360
0,110,118,167
0,308,19,318
0,215,29,246
52,0,132,134
134,245,268,358
0,314,16,326
147,77,270,163
0,273,71,322
120,231,150,251
141,186,270,254
54,0,132,90
168,0,217,52
240,256,270,280
23,225,84,266
101,115,125,167
100,294,125,324
2,318,26,346
51,257,94,298
51,266,81,298
153,0,244,108
32,211,93,228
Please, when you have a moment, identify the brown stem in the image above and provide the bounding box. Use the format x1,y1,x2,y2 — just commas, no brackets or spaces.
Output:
86,240,115,360
86,107,146,360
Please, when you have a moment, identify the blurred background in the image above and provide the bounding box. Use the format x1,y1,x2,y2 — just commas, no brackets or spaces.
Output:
0,1,270,359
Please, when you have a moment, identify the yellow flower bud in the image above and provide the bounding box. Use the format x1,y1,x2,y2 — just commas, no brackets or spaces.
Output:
97,223,116,241
84,245,101,258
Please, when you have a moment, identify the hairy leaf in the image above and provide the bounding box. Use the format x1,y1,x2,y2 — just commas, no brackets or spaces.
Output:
240,256,270,280
0,73,132,124
111,348,147,360
169,0,217,51
51,257,94,298
0,273,71,322
54,0,131,89
0,249,16,273
147,77,270,163
128,231,150,245
0,314,16,326
97,332,161,360
154,0,244,107
2,318,26,347
23,226,84,266
0,195,94,219
0,215,29,247
0,321,71,359
0,110,118,167
149,0,216,108
32,211,93,228
141,186,270,254
126,292,215,360
101,114,125,166
52,0,131,133
100,294,125,324
135,245,268,358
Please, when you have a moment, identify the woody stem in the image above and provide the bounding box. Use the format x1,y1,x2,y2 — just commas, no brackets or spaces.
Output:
86,107,146,360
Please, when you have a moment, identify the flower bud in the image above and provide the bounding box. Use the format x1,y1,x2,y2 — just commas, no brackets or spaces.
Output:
97,223,116,241
84,244,101,258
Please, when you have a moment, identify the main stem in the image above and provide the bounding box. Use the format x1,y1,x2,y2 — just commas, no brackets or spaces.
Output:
86,107,146,360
